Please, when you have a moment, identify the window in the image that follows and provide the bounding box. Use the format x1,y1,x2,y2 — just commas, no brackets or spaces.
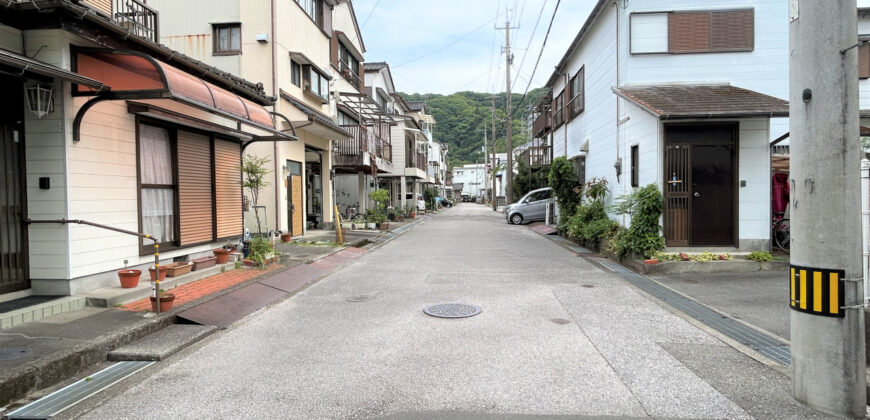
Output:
337,110,357,126
629,10,754,54
302,65,329,102
339,42,360,82
553,91,565,127
295,0,323,27
213,23,241,55
139,124,176,247
630,145,639,187
291,61,301,87
568,67,584,118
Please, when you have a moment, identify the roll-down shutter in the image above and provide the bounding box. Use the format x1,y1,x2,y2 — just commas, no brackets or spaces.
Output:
177,130,214,245
214,139,242,239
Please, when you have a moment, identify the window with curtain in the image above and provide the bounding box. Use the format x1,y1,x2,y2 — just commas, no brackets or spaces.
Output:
139,124,176,245
213,23,241,55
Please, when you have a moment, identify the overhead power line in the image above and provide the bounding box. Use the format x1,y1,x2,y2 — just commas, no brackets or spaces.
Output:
513,0,548,90
360,0,381,29
511,0,561,118
392,15,500,68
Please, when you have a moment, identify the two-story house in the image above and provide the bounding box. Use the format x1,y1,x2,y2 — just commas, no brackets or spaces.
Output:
150,0,359,236
0,0,290,303
542,0,791,251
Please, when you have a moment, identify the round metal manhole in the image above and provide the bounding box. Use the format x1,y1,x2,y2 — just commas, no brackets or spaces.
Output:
346,295,375,302
551,318,571,325
423,303,482,319
0,347,32,361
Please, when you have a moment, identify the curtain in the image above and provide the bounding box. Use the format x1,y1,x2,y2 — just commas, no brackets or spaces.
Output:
142,188,175,243
140,124,175,243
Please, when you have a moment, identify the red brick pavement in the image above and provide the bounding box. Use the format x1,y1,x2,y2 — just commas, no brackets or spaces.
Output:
119,265,282,312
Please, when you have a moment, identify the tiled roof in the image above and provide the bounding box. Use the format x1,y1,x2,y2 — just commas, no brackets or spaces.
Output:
613,84,789,119
363,62,388,71
407,101,425,112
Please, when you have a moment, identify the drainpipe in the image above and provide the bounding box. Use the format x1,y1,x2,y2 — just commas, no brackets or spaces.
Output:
271,0,280,234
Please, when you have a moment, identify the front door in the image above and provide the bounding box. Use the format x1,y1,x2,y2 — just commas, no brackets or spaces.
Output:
0,76,28,294
286,160,303,237
664,124,736,247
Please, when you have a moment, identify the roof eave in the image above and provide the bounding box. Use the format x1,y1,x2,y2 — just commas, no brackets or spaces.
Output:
545,0,610,87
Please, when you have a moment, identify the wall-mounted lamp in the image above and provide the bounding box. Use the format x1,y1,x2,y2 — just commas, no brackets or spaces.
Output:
25,83,54,118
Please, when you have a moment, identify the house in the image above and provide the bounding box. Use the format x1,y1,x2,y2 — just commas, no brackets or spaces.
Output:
149,0,360,236
541,0,791,250
452,164,488,199
0,0,293,300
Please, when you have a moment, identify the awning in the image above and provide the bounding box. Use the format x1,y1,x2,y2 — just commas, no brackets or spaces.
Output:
612,84,789,120
71,48,295,143
0,48,104,90
280,90,351,139
337,92,400,124
288,51,333,80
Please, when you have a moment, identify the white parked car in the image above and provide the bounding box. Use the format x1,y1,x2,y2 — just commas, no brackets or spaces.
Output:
406,193,426,211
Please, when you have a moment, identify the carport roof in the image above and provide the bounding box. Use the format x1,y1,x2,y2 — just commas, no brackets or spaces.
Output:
612,84,789,120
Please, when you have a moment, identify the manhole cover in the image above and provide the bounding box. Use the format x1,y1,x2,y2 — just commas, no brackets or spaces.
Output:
582,284,595,288
551,318,571,325
0,347,31,361
346,295,375,302
423,303,481,318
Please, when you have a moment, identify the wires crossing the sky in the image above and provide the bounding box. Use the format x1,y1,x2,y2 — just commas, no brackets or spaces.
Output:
392,14,501,69
510,0,561,118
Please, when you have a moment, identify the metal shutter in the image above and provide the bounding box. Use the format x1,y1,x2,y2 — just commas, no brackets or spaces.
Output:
860,45,870,79
668,12,710,53
177,131,214,245
214,139,243,239
711,10,754,51
84,0,112,15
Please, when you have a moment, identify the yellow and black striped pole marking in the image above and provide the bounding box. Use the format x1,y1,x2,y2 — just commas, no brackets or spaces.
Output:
790,265,845,318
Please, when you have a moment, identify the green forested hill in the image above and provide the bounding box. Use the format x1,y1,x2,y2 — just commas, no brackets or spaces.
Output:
400,88,548,168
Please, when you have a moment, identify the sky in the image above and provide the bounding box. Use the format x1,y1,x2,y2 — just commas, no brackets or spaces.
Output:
352,0,596,95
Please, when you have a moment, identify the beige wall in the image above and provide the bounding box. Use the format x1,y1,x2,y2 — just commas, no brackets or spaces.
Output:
149,0,242,74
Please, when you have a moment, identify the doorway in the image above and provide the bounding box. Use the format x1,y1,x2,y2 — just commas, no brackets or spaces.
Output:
0,76,29,294
305,148,323,229
286,160,303,237
664,124,736,247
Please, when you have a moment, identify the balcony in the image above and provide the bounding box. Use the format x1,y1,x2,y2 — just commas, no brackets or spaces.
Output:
340,61,362,89
532,109,552,138
518,145,553,168
334,124,392,171
112,0,159,44
416,152,428,173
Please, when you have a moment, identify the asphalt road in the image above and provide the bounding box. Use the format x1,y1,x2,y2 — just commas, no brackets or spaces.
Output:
78,204,831,419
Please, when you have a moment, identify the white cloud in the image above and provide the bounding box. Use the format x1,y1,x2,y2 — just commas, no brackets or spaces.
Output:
354,0,596,94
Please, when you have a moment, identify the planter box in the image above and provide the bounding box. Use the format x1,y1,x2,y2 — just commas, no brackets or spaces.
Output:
165,262,192,277
191,256,216,271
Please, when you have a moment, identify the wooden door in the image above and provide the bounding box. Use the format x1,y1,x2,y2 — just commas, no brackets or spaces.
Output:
287,174,303,237
691,144,734,245
0,77,28,293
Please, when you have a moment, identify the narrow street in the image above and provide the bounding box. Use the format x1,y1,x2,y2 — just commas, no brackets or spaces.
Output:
76,205,825,419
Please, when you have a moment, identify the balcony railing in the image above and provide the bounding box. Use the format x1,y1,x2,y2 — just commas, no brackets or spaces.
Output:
532,109,552,138
519,145,553,167
336,124,392,167
113,0,159,43
340,62,361,89
336,125,368,156
416,152,428,172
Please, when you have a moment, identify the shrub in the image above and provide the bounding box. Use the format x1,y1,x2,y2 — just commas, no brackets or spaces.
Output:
548,156,582,218
567,200,618,244
514,159,549,200
368,189,390,222
249,237,274,267
613,184,665,260
747,251,774,263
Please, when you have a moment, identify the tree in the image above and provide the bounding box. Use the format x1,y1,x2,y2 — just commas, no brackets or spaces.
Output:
241,154,271,234
548,156,581,218
512,159,548,199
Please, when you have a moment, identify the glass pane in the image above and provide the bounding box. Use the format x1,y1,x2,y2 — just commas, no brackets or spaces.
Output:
230,27,241,50
139,124,173,185
141,188,176,243
218,27,228,51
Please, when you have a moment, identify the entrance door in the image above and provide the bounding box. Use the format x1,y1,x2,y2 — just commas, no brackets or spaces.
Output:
286,160,303,237
664,124,736,247
0,77,28,293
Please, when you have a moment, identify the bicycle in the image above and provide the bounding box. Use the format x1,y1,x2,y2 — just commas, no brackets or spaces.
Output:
772,212,790,254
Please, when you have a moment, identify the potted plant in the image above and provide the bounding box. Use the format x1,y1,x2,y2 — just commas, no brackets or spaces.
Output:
281,232,292,242
248,237,275,268
148,265,167,282
365,210,377,230
118,269,141,289
150,289,176,313
213,248,231,264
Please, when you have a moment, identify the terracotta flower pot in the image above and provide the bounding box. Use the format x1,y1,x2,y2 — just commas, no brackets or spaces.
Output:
150,293,175,313
148,266,167,282
281,233,292,243
213,248,230,264
118,269,141,289
643,258,659,265
409,213,416,219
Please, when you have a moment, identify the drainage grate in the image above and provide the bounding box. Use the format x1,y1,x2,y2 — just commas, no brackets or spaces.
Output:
599,262,791,366
0,347,31,361
6,361,153,419
346,295,375,302
423,303,482,319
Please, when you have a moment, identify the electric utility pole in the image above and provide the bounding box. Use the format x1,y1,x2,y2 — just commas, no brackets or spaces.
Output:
497,10,518,203
478,128,488,204
789,1,866,417
490,96,498,210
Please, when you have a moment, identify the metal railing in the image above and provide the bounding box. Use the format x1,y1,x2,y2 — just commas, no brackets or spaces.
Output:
337,125,368,155
113,0,159,43
533,109,552,137
339,61,361,88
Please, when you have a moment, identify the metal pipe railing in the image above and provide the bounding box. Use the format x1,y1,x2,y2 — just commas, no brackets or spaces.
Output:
26,218,164,313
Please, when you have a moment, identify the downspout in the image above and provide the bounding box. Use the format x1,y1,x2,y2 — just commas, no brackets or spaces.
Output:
271,0,280,233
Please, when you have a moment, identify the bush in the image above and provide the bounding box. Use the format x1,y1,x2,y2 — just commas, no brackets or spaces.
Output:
249,237,274,267
613,184,665,259
514,159,549,200
548,156,581,218
567,200,618,244
368,189,390,222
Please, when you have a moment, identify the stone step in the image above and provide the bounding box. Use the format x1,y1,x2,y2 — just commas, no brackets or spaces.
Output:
0,296,87,330
107,324,218,361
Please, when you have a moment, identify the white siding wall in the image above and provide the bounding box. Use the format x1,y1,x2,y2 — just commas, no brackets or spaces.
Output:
332,2,365,54
452,165,486,197
736,118,771,245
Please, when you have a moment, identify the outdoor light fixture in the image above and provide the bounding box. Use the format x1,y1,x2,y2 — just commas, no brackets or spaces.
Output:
24,83,54,118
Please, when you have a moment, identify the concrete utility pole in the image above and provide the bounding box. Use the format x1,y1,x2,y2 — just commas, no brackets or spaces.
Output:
479,128,488,204
497,11,518,203
491,96,498,210
789,1,866,417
